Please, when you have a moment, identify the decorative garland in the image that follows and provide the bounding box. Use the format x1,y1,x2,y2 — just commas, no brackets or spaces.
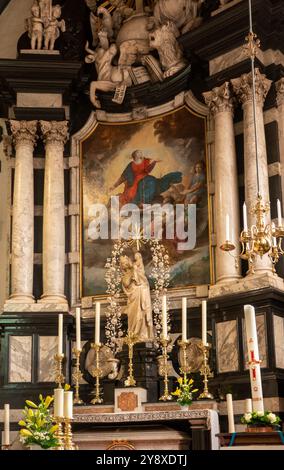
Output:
104,238,170,353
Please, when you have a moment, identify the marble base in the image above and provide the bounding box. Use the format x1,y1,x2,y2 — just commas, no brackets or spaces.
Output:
20,49,60,55
3,302,69,312
6,294,35,304
209,272,284,298
39,294,68,305
114,387,147,413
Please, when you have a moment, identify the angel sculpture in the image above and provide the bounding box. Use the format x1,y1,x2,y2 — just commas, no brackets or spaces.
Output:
25,2,44,50
43,4,66,51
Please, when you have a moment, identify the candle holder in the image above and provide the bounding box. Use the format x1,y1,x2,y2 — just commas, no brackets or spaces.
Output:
178,338,191,379
90,343,103,404
198,343,214,400
159,336,173,401
53,417,65,450
54,353,65,389
72,348,84,405
63,418,76,450
123,331,139,387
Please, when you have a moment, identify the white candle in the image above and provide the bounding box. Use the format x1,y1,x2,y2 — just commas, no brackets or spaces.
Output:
95,302,100,345
244,305,264,413
75,307,81,351
272,222,277,247
245,398,253,414
3,404,10,446
182,297,187,342
226,394,235,433
226,214,230,241
201,300,207,345
243,202,248,232
63,391,73,419
162,295,168,339
58,314,63,355
277,199,282,227
54,389,64,418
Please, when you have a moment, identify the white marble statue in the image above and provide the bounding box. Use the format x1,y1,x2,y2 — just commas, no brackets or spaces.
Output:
26,2,44,50
153,0,204,34
86,31,132,108
120,253,154,342
43,5,66,51
149,21,187,78
25,1,65,51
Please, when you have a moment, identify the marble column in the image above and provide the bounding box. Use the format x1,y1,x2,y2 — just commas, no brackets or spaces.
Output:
8,121,37,303
203,82,241,283
39,121,68,304
275,78,284,204
231,69,272,274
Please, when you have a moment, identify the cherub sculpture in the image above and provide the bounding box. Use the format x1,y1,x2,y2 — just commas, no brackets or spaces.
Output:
25,2,44,50
43,4,66,51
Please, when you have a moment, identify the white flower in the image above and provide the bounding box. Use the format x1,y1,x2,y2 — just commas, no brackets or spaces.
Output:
244,413,252,423
267,413,277,423
257,411,264,417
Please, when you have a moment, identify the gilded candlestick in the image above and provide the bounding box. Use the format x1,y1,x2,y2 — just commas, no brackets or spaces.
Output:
123,331,139,387
178,338,191,379
72,348,84,405
159,336,173,401
53,417,65,450
198,343,214,400
63,418,76,450
90,343,103,404
54,353,65,388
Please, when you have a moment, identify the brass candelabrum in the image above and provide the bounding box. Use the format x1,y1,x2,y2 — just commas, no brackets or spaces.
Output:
90,343,103,404
72,348,84,405
159,336,173,401
54,353,65,389
53,417,65,450
178,338,191,379
63,418,76,450
123,331,139,387
198,343,214,400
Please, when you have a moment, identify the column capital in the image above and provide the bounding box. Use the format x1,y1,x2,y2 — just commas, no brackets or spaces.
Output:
10,120,37,147
203,82,235,115
40,121,69,146
231,68,272,107
275,78,284,106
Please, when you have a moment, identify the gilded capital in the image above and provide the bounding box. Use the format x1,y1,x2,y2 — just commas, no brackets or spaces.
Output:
203,82,234,115
10,120,38,147
40,121,69,146
231,68,271,107
275,78,284,106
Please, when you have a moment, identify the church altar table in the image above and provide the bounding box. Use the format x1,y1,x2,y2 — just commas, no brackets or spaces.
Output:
217,432,284,450
73,405,220,450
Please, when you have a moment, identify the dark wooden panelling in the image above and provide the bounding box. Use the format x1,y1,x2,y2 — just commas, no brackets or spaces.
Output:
265,121,280,164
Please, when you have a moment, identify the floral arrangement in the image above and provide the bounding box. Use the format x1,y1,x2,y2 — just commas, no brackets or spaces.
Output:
241,410,281,428
172,377,198,405
19,395,59,449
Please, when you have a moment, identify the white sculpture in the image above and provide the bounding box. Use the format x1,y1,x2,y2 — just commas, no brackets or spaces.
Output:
120,253,154,342
25,1,65,52
153,0,204,34
149,21,187,78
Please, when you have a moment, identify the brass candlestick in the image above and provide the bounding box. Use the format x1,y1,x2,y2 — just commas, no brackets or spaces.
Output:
198,343,214,400
124,332,139,387
63,418,76,450
159,336,173,401
90,343,103,404
53,417,65,450
178,338,191,379
54,353,65,388
72,348,84,405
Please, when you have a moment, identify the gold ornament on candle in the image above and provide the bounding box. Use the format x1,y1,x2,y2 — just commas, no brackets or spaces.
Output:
178,338,191,380
90,343,103,404
198,343,214,400
159,336,173,401
63,418,76,450
54,353,65,389
72,348,84,405
123,331,139,387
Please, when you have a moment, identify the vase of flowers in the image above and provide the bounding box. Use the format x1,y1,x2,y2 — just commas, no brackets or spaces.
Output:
19,395,59,450
241,410,281,432
171,377,198,406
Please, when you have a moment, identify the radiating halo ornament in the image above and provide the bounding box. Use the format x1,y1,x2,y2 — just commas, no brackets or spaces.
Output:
104,235,170,353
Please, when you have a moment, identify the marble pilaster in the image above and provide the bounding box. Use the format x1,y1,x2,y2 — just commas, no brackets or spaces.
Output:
7,120,37,304
275,78,284,205
231,69,272,274
39,121,68,304
203,82,241,283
